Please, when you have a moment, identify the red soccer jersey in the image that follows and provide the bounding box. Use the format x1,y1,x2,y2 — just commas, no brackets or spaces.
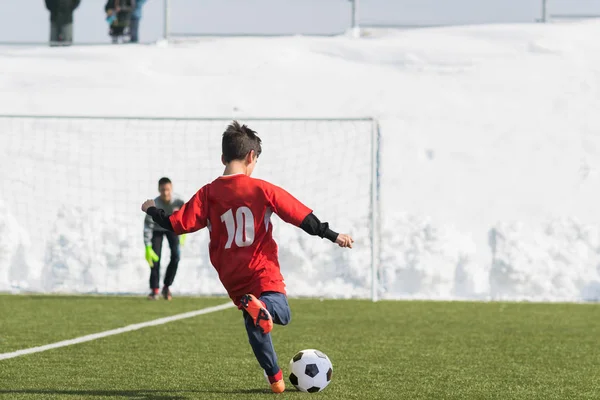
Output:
168,174,312,305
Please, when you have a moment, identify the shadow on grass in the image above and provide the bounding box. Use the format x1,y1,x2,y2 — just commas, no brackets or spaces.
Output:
0,388,277,399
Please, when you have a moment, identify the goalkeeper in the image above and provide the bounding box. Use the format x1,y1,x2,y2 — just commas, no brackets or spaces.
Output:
143,177,185,300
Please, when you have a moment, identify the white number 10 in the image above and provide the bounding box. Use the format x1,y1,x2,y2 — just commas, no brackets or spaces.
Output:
220,207,255,249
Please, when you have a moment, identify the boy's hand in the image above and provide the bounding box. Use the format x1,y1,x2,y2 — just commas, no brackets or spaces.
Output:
141,199,155,213
335,234,354,249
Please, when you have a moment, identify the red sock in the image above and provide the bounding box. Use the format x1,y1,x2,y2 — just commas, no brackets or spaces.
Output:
153,288,159,294
267,369,283,384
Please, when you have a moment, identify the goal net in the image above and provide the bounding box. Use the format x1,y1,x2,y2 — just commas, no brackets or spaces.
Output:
0,116,380,299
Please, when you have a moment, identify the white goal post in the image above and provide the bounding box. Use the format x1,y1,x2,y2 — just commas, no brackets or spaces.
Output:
0,116,381,301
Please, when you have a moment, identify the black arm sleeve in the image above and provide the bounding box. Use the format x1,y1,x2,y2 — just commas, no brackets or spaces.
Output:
299,213,339,243
146,207,175,232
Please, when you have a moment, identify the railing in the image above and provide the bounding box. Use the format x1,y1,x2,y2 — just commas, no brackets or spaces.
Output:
1,1,599,45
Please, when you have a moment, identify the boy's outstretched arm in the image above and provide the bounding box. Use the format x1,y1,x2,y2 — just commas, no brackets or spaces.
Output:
299,213,354,248
141,199,174,231
264,182,354,248
141,186,208,234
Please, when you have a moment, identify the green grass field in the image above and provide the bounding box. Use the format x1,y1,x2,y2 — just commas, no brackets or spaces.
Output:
0,295,599,400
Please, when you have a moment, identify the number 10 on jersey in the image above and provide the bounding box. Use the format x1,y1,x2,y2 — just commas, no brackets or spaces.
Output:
220,207,255,249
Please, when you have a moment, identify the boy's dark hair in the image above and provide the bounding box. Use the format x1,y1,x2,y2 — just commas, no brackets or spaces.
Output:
222,121,262,163
158,177,172,187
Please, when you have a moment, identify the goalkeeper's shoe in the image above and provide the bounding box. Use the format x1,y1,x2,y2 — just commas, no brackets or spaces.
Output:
240,294,273,334
147,289,159,300
161,286,172,301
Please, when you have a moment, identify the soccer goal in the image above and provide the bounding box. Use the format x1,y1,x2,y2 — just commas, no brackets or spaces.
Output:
0,116,381,300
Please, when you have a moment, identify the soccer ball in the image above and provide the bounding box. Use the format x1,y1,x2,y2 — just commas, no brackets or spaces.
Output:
288,349,333,393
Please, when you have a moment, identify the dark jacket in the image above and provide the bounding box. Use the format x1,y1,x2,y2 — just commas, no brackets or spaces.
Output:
45,0,81,25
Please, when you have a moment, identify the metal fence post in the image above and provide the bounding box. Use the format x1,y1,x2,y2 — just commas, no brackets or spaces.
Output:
541,0,548,23
163,0,170,40
350,0,360,37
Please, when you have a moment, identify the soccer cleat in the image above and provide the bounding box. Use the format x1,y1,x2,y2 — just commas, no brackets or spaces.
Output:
161,286,172,301
270,379,285,394
147,289,159,300
240,294,273,334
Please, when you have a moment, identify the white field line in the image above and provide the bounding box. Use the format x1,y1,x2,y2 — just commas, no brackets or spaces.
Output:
0,301,235,361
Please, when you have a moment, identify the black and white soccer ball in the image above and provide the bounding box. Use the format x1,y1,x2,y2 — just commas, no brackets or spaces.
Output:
288,349,333,393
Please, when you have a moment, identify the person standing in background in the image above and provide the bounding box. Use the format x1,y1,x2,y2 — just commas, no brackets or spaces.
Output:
129,0,147,43
45,0,81,46
144,177,185,300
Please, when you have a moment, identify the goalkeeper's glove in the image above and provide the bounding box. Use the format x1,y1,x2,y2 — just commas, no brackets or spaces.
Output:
179,234,187,247
145,245,159,267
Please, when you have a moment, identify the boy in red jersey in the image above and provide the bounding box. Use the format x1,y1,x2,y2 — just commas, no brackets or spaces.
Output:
141,121,353,393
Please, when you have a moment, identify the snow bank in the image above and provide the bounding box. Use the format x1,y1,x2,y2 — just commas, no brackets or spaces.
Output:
43,206,140,293
1,21,600,301
278,218,373,299
489,220,600,301
0,200,36,292
381,214,481,300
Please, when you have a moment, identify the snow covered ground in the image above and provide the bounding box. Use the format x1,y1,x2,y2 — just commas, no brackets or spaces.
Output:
1,20,600,301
